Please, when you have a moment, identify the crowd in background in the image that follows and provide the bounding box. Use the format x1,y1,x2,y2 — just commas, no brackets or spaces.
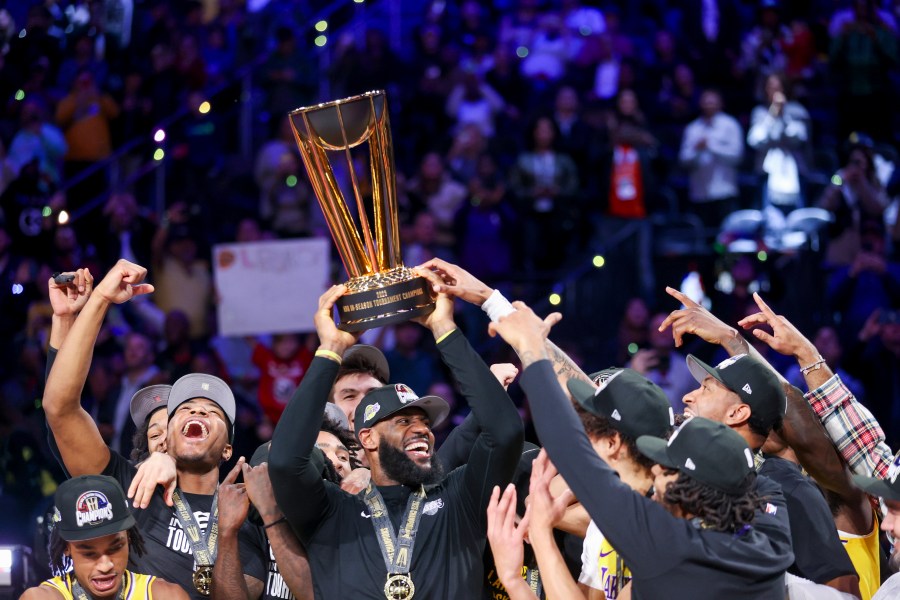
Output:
2,0,900,550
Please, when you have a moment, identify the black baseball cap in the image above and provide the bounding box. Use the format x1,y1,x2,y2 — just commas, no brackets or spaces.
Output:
343,344,390,383
54,475,136,541
568,369,675,439
637,417,756,495
686,354,785,433
852,473,900,501
168,373,237,441
130,384,171,427
354,383,450,436
513,443,540,516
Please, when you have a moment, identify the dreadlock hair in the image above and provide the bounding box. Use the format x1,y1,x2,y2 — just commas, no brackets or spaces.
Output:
321,416,362,470
661,469,761,533
48,525,147,575
574,404,656,471
130,407,167,463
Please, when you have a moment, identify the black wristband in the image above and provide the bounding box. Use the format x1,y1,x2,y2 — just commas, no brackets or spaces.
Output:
263,515,287,529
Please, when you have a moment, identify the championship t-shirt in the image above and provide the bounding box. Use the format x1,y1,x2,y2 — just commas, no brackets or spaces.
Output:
103,451,266,598
244,525,296,600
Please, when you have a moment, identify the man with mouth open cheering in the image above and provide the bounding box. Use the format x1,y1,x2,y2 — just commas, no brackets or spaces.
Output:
267,271,524,599
43,260,267,599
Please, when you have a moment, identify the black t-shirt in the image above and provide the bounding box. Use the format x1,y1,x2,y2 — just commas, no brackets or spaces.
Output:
268,330,523,599
758,455,856,583
102,451,266,599
243,525,296,600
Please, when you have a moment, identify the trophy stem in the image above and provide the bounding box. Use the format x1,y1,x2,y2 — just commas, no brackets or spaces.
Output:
335,103,380,272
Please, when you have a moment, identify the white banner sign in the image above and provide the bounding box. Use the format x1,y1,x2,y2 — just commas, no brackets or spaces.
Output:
214,238,330,336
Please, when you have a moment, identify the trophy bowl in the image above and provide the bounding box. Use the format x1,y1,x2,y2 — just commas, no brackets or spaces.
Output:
289,91,435,331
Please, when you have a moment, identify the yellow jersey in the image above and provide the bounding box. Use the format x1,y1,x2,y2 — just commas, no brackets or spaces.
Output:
839,514,880,600
39,570,157,600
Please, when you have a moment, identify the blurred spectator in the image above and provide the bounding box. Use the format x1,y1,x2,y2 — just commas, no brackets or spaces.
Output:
145,43,183,125
406,152,467,249
156,310,201,383
781,19,816,83
553,86,600,189
98,192,156,270
607,89,656,219
445,70,506,138
252,332,313,425
101,332,161,456
384,321,441,395
151,204,213,339
498,0,542,51
738,1,790,101
820,142,889,265
510,115,579,270
404,211,454,267
175,34,207,91
679,0,741,87
679,89,744,227
202,24,235,88
519,14,572,84
446,123,488,185
747,73,811,216
589,34,621,103
8,100,67,188
629,312,695,413
830,0,899,140
116,71,152,145
611,296,650,367
56,34,108,95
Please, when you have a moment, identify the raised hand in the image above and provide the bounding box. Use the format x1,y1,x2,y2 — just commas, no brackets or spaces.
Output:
93,259,154,305
486,484,530,587
217,457,248,533
416,258,493,306
411,267,456,337
128,452,177,508
314,284,360,355
48,268,94,317
658,286,738,348
488,301,561,356
340,467,372,495
527,450,574,534
737,292,817,361
242,461,282,525
490,363,519,391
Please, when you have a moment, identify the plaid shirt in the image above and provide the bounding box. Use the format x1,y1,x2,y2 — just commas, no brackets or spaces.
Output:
806,373,897,480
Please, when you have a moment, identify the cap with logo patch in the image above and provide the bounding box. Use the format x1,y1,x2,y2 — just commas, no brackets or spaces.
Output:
852,472,900,502
568,369,675,440
637,417,755,495
343,344,390,383
354,383,450,436
129,384,171,428
686,354,785,434
168,373,237,441
54,475,136,542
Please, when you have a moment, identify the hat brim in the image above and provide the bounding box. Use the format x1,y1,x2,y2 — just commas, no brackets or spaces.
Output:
567,378,598,411
636,435,679,470
852,474,900,501
686,355,724,387
59,513,137,542
359,395,451,433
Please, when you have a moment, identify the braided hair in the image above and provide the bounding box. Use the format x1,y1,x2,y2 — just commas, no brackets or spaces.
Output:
661,470,761,533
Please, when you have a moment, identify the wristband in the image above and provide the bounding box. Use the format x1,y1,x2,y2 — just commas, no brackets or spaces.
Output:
315,349,342,364
263,515,287,529
482,289,515,322
800,356,826,375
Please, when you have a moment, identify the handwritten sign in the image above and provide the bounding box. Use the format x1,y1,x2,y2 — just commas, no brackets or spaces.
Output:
214,238,330,336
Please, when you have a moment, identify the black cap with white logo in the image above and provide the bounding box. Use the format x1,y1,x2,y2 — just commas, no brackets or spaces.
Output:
637,417,755,495
852,472,900,502
354,383,450,436
686,354,785,434
54,475,136,542
568,369,675,440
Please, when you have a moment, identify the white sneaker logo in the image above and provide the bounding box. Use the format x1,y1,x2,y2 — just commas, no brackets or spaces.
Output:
742,384,752,395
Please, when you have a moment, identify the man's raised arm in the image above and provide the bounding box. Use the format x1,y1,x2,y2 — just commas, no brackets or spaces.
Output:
43,260,154,476
267,285,360,540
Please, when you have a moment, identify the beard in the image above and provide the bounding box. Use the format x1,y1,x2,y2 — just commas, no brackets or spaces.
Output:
379,443,445,487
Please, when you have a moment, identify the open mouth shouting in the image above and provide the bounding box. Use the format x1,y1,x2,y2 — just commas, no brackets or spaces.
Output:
91,573,119,595
404,437,431,461
182,418,210,440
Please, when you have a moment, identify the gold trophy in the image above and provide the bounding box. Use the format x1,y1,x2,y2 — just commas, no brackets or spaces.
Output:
288,91,435,331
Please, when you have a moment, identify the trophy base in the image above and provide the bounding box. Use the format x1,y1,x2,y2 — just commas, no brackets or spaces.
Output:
336,268,435,332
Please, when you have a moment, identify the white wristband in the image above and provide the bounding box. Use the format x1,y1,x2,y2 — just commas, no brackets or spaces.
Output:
482,289,515,322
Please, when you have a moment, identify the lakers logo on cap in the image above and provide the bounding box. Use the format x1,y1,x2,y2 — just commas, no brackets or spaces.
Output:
75,491,114,527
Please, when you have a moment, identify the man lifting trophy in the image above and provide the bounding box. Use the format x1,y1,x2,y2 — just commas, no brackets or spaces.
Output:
288,90,435,331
